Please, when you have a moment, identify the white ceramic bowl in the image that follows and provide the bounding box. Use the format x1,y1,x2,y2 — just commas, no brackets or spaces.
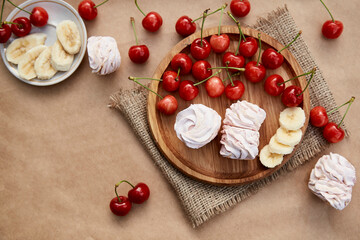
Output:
0,0,87,86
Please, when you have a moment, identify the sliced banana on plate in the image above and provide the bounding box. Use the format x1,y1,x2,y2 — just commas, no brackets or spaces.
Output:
18,45,47,80
279,107,305,131
268,135,294,155
275,127,302,147
259,145,284,168
56,20,81,55
51,40,74,71
6,33,47,64
35,46,57,80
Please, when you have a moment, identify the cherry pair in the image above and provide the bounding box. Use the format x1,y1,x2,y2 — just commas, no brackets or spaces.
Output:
310,97,355,143
110,180,150,217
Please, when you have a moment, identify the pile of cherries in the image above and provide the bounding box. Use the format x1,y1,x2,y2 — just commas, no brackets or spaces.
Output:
109,180,150,216
0,0,49,43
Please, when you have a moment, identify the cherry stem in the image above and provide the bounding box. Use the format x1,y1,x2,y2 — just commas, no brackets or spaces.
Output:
200,9,208,47
193,70,221,86
191,3,227,23
296,67,316,97
227,11,246,55
217,5,224,36
114,180,135,202
319,0,335,22
256,33,262,66
278,67,316,86
3,21,20,26
134,0,146,17
278,30,302,53
7,0,32,15
0,0,5,28
223,71,241,83
130,17,139,45
225,62,235,86
94,0,109,8
327,97,355,115
175,67,180,81
128,76,163,99
208,66,245,71
337,97,355,128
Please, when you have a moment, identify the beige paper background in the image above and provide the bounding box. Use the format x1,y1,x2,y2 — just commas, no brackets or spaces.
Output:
0,0,359,239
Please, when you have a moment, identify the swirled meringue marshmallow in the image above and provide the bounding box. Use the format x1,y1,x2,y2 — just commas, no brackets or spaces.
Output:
87,36,121,75
174,104,221,149
308,153,356,210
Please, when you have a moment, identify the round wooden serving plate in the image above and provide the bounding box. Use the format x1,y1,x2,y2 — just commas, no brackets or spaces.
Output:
147,26,310,186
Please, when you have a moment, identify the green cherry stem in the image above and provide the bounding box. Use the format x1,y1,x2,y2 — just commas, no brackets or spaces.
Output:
223,71,241,83
278,30,302,53
200,9,208,47
319,0,335,22
94,0,109,8
227,11,246,55
134,0,146,17
1,0,6,28
225,62,234,86
217,5,224,36
130,17,139,45
3,21,21,26
114,180,135,202
191,3,228,23
6,0,32,15
327,96,355,115
256,33,262,66
175,67,181,81
193,70,222,86
278,67,316,86
129,76,163,99
337,97,355,128
208,66,245,71
296,67,316,97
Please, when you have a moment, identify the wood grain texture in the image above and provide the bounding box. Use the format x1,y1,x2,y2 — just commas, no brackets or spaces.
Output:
147,26,310,185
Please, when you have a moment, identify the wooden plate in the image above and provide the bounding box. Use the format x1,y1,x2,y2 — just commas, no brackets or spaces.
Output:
147,26,310,186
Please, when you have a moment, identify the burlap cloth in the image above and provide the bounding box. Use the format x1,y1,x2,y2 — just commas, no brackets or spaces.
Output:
109,6,347,228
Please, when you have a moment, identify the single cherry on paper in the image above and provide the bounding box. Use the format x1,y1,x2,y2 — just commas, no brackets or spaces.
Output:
175,16,196,37
262,31,302,70
171,53,193,75
0,23,11,43
190,10,211,60
134,0,162,32
11,17,31,37
244,33,266,83
192,60,212,81
128,17,150,64
319,0,343,39
78,0,109,21
210,4,230,53
230,0,251,18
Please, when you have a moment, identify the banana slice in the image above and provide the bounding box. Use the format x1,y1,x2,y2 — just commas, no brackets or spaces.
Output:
259,145,284,168
268,136,294,155
18,45,47,80
6,33,47,64
275,127,303,147
279,107,306,131
56,20,81,54
34,46,57,80
51,40,74,71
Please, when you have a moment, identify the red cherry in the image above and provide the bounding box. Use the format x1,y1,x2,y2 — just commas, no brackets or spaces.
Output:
205,76,225,98
109,196,132,216
323,122,345,143
30,7,48,27
190,38,211,60
78,0,97,21
157,95,178,115
281,85,303,107
264,74,285,96
244,61,266,83
322,20,343,39
129,17,149,64
225,80,245,100
171,53,192,75
192,60,212,81
310,106,329,127
0,24,12,43
128,45,149,64
11,17,31,37
239,37,258,57
261,48,283,70
162,71,180,92
128,183,150,204
142,12,163,32
230,0,251,17
222,52,245,73
210,34,230,53
175,16,196,37
179,80,199,101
